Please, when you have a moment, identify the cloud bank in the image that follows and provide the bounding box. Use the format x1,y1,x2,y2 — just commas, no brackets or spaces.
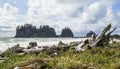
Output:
0,0,120,37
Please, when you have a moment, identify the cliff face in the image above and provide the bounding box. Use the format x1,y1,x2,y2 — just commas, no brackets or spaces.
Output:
15,24,74,37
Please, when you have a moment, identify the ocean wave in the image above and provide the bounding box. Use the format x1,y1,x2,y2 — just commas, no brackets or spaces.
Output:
0,38,88,52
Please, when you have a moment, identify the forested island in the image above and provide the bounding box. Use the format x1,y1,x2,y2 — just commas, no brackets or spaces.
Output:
15,24,74,37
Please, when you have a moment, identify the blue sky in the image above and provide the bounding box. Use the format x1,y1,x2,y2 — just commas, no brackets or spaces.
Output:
0,0,120,37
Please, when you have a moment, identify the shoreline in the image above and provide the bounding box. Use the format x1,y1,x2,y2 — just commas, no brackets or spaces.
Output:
0,38,120,69
0,37,120,53
0,38,89,52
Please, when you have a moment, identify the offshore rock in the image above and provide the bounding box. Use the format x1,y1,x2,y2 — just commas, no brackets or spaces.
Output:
15,24,74,37
60,27,74,37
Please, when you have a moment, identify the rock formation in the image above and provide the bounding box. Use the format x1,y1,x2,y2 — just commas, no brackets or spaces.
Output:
60,27,74,37
15,24,74,38
86,31,96,37
15,24,57,37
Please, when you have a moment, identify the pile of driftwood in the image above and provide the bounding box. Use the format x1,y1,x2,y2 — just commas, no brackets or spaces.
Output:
75,23,117,52
0,41,71,57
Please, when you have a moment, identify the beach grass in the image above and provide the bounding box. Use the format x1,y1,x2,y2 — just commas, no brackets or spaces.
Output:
0,43,120,69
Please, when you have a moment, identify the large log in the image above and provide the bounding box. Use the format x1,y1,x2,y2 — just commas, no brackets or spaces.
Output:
95,23,111,40
76,23,117,52
75,39,89,52
90,23,116,47
104,27,117,45
23,47,43,53
106,27,117,36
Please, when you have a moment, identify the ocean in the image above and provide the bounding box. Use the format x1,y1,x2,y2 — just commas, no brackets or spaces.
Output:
0,37,87,52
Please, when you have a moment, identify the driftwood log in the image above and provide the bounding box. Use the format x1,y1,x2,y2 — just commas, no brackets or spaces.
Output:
76,23,117,52
90,23,116,47
0,44,24,57
23,48,43,53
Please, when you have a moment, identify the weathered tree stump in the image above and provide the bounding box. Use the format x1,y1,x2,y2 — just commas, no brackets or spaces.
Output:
27,42,37,49
76,23,117,51
29,42,37,46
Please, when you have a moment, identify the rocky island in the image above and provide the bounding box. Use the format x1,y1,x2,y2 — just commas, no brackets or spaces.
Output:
15,24,74,38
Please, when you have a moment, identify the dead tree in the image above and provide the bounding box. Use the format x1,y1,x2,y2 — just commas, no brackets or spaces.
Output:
76,23,117,52
90,23,116,47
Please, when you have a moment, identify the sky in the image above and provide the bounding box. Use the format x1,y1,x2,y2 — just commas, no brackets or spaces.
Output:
0,0,120,37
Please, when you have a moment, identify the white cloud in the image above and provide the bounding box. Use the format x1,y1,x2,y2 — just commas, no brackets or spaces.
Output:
0,3,26,37
79,2,107,24
0,3,26,26
0,3,18,20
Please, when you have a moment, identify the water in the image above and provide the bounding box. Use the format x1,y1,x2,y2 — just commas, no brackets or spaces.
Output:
0,37,87,52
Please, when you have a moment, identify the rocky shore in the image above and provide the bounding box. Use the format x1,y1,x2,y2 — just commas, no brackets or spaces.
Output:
0,38,119,69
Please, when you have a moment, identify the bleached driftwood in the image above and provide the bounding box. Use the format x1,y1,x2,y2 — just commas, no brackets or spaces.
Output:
0,44,24,57
75,39,89,52
23,47,43,53
90,23,112,46
91,24,116,47
76,23,117,52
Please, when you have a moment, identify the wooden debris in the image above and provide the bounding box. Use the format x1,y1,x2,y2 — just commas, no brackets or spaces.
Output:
23,47,43,53
28,42,37,49
76,23,117,52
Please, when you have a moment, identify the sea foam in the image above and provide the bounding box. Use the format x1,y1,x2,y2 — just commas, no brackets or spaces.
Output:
0,38,87,52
